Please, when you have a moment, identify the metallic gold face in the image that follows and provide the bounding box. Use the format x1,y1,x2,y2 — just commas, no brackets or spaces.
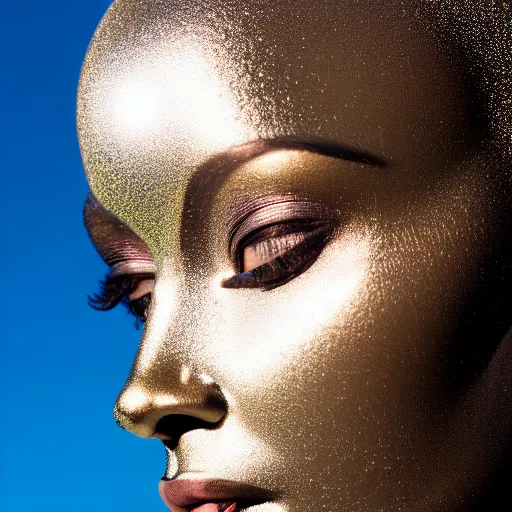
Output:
78,1,512,511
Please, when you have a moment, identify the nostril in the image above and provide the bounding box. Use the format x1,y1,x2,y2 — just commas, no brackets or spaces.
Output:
115,372,228,439
156,414,221,449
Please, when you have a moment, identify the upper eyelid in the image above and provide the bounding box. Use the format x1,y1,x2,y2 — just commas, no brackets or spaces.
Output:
229,200,333,262
243,231,311,268
84,193,155,271
109,259,156,278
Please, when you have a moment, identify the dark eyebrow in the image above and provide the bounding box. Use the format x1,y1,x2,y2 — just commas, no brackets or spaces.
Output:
263,136,387,167
196,136,387,176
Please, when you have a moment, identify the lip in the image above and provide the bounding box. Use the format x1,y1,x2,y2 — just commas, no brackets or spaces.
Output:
159,476,275,511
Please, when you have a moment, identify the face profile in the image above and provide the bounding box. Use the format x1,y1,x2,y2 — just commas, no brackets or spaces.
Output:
78,1,512,511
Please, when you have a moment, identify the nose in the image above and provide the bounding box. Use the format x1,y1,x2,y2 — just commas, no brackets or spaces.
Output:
114,365,228,442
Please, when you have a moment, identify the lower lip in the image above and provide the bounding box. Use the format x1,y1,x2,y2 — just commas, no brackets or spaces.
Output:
159,477,272,512
190,504,236,512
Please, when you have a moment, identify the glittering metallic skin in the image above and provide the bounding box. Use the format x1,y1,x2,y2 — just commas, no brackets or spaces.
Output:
78,1,512,510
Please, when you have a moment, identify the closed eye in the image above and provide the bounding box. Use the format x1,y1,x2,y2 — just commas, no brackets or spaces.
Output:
89,273,155,328
222,222,333,290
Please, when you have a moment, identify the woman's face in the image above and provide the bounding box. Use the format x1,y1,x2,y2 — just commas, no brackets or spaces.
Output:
79,1,511,511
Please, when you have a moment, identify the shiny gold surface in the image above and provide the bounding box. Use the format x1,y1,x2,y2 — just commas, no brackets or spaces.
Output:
78,1,512,511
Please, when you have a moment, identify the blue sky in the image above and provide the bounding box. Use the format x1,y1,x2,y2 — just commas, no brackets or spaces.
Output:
1,2,167,510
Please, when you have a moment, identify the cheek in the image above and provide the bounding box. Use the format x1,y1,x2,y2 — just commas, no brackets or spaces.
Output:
208,229,372,385
204,168,499,457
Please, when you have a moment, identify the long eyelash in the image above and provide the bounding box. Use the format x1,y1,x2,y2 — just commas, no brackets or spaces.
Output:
125,293,152,330
88,274,139,311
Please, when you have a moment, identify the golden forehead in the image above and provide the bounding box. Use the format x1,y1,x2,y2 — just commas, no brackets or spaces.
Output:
77,0,509,239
